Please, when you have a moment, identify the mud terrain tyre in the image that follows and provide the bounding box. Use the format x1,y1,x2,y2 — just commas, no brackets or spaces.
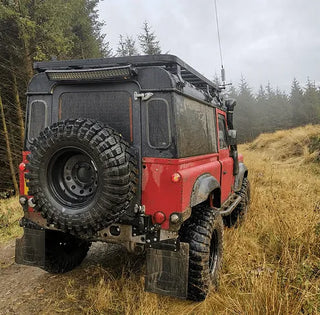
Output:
179,205,223,301
223,177,250,228
26,119,138,236
44,230,90,273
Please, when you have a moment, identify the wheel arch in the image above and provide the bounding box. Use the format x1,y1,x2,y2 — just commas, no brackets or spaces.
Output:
190,173,221,208
234,162,248,192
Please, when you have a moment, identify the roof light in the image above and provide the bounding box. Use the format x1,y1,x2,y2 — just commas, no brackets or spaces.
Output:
46,66,136,81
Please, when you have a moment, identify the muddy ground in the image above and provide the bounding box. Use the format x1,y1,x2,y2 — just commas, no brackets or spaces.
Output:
0,240,144,315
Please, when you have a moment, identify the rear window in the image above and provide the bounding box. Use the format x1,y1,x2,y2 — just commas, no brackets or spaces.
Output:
28,100,47,140
59,91,132,141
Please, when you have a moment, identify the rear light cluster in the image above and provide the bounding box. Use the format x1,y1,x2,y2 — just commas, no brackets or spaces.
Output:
19,162,26,171
171,172,181,183
19,152,34,211
153,211,166,224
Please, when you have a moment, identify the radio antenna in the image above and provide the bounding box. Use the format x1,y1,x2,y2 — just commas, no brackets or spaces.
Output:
213,0,226,86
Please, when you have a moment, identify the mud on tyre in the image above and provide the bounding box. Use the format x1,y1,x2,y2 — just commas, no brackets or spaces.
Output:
179,204,223,301
26,118,138,236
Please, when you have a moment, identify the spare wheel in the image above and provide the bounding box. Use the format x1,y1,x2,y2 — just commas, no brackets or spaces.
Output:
26,119,138,236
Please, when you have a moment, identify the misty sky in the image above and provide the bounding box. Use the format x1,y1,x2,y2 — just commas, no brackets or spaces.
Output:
97,0,320,93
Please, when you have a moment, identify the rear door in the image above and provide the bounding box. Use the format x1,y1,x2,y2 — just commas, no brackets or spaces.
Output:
216,109,234,202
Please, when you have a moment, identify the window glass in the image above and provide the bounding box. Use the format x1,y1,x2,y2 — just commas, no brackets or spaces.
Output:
176,99,217,157
218,114,228,149
147,99,170,148
28,101,47,140
60,91,131,141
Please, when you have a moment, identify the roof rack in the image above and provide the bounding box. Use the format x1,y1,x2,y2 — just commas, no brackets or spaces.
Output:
34,54,220,95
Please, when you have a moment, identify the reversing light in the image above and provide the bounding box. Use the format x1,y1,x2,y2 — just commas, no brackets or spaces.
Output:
171,173,181,183
28,198,36,208
19,196,27,205
19,162,26,171
46,66,136,81
153,211,166,224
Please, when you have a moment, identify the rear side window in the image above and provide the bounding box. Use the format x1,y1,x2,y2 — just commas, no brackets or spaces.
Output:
147,99,170,148
218,114,228,149
28,100,47,140
59,91,132,141
176,99,217,157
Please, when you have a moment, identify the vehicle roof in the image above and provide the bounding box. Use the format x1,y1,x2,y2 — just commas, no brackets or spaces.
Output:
34,54,221,95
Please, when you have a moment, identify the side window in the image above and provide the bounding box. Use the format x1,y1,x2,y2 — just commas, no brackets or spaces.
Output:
218,114,228,150
147,99,171,148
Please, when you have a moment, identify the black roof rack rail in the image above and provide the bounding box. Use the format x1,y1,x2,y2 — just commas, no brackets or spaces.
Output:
34,54,220,95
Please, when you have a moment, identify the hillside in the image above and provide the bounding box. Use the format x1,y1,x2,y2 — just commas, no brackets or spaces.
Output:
1,125,320,314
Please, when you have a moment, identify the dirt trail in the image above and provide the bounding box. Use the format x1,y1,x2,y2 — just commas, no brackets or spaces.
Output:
0,240,48,314
0,240,139,315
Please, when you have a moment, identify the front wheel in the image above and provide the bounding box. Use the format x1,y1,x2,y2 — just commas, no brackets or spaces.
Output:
224,177,250,228
179,204,223,301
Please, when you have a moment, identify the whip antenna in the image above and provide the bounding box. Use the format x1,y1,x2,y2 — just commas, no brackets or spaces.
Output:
213,0,226,86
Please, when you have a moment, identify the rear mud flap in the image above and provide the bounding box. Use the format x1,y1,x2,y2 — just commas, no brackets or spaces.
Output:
145,242,189,299
15,227,45,268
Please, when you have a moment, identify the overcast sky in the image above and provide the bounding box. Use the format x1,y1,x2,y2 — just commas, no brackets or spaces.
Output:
97,0,320,93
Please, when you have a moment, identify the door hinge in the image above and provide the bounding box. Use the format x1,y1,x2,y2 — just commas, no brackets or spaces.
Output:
134,92,153,101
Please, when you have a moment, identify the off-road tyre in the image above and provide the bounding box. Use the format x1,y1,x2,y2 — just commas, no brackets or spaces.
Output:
26,118,138,236
223,177,250,228
43,230,90,273
179,204,223,301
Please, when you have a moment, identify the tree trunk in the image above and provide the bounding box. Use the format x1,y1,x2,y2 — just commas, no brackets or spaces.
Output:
11,68,25,147
15,0,34,80
0,93,19,193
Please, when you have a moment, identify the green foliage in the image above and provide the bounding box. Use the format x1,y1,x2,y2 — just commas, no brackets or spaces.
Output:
0,0,110,192
138,21,161,55
231,77,320,142
116,35,138,57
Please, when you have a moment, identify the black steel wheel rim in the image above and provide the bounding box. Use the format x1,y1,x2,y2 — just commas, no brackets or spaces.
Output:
47,148,98,208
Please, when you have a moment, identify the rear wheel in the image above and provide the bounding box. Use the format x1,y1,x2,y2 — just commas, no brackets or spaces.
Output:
43,230,90,273
179,204,223,301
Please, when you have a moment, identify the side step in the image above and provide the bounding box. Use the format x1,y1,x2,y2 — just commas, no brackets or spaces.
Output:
145,242,189,299
218,194,242,216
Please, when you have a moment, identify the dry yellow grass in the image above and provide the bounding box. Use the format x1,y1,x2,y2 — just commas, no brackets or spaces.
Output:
1,125,320,314
0,197,23,243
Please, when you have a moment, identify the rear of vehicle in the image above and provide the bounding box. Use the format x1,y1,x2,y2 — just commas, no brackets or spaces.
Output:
16,55,249,301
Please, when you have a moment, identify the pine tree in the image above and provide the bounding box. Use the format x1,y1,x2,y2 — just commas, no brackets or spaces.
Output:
138,21,161,55
0,0,112,192
290,78,305,127
117,35,138,56
303,78,320,123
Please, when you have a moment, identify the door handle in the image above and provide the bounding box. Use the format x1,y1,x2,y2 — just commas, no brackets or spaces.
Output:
223,171,227,175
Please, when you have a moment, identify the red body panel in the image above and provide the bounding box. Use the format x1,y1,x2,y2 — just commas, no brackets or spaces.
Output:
19,151,30,196
19,151,34,212
142,153,221,229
